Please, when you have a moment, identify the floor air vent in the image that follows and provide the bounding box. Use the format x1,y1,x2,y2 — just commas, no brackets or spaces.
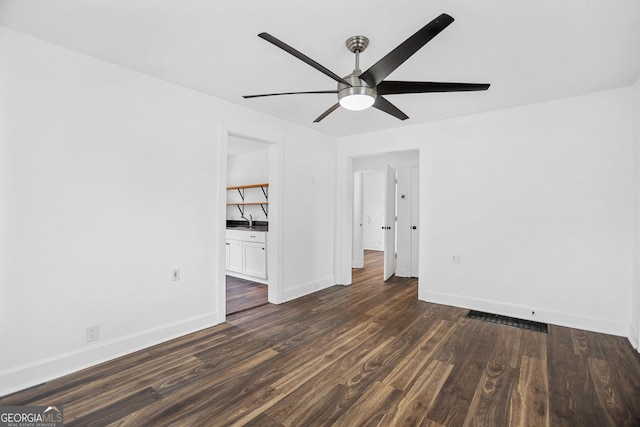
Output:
466,310,548,333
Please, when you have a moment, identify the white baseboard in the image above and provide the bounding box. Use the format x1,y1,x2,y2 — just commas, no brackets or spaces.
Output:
420,289,629,338
225,271,268,284
0,311,221,398
282,276,335,302
395,268,411,278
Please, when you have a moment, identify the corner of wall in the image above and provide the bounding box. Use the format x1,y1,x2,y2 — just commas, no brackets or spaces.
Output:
629,321,639,351
633,74,640,353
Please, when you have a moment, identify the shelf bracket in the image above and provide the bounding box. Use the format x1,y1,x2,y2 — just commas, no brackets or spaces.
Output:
260,186,268,218
227,183,269,219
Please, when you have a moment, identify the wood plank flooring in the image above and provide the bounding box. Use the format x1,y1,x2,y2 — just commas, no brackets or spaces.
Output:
2,250,639,426
226,275,268,315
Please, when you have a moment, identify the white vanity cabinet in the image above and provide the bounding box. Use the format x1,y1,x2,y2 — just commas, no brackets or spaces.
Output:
243,241,266,278
225,229,267,280
225,239,243,273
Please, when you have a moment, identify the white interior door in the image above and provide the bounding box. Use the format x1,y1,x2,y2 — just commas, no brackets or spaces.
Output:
352,171,364,268
383,164,397,281
410,165,420,277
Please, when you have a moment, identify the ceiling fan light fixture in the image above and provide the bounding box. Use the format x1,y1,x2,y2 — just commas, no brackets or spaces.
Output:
339,93,375,111
338,85,376,111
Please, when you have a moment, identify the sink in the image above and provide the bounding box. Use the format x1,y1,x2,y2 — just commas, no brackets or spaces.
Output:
227,225,268,232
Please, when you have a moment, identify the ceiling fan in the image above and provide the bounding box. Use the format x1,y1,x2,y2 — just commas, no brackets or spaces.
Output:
244,13,490,123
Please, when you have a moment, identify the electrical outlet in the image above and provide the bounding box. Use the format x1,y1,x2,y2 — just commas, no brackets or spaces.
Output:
451,255,462,264
86,325,99,343
172,268,180,281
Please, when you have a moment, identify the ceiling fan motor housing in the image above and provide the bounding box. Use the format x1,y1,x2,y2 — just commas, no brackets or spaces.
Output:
339,36,376,110
338,72,377,110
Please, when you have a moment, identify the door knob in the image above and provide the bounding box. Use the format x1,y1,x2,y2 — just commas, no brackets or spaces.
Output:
412,226,417,229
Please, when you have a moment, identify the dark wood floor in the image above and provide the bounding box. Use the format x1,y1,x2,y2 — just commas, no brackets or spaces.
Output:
226,275,268,315
2,251,639,426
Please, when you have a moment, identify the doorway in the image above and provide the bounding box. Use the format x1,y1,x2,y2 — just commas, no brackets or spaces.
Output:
214,123,284,323
226,135,269,314
351,150,419,282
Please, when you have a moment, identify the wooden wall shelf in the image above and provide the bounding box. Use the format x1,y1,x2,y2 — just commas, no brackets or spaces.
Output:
227,183,269,217
227,183,269,191
226,202,269,206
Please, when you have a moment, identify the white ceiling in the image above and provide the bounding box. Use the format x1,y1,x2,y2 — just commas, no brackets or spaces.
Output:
1,1,639,137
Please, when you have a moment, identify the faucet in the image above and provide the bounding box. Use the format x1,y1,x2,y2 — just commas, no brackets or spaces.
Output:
240,214,253,227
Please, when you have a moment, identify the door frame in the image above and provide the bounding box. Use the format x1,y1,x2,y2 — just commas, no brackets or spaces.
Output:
352,171,364,268
383,164,397,281
409,164,420,278
216,123,284,322
336,148,424,290
352,167,393,272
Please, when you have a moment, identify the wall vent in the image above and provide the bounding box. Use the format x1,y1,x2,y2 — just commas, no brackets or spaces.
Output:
466,310,548,333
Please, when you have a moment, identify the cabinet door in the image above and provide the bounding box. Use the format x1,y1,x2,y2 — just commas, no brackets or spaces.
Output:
243,241,266,279
225,239,243,273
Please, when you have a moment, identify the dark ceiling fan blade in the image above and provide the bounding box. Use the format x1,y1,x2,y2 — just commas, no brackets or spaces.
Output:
243,90,338,99
359,14,455,88
313,103,340,123
377,81,490,95
373,96,409,121
258,33,351,87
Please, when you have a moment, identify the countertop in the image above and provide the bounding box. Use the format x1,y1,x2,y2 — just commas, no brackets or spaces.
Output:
226,220,268,232
226,225,268,232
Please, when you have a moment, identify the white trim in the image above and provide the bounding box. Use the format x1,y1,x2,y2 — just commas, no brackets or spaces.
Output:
281,276,336,303
409,163,420,278
334,155,354,285
418,149,428,298
352,171,364,268
267,140,284,304
216,123,229,322
395,267,411,277
225,270,268,285
0,312,219,397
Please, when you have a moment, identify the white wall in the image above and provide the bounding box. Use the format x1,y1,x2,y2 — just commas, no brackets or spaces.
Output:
0,26,337,396
280,134,337,301
338,86,636,339
227,149,269,187
632,75,640,349
227,149,269,221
